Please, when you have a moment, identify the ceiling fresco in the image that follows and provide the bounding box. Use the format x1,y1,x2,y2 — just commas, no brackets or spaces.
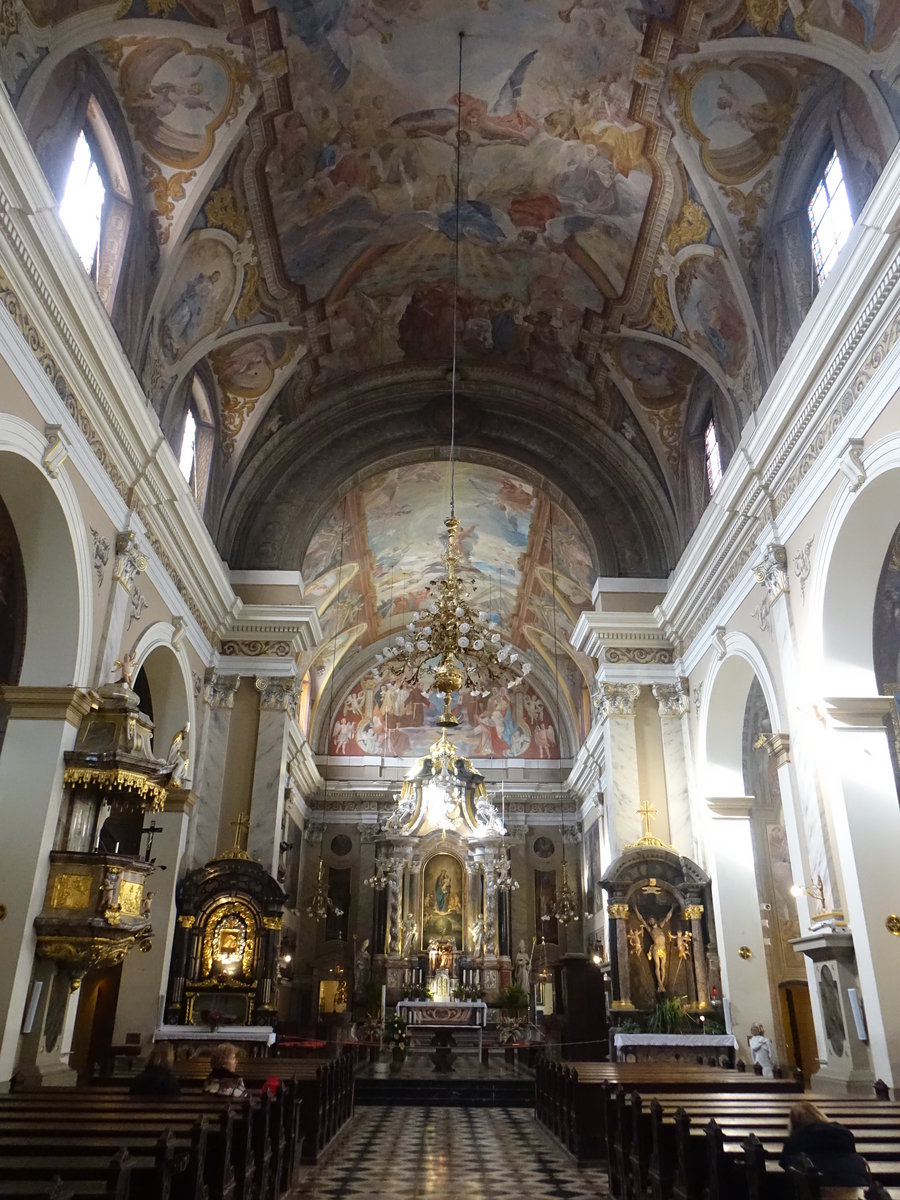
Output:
300,461,595,748
3,0,900,738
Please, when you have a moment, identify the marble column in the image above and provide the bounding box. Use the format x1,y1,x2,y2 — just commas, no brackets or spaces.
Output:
94,532,148,686
0,686,93,1087
248,675,301,876
682,903,710,1008
707,798,776,1052
595,684,642,855
824,697,900,1090
189,673,241,866
608,902,635,1010
112,796,192,1048
652,682,693,853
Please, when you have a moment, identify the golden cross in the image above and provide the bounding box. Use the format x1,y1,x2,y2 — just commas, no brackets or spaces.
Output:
636,800,658,840
230,812,250,851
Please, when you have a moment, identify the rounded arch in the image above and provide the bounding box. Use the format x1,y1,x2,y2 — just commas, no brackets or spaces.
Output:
810,432,900,699
0,416,92,686
130,622,196,763
699,631,784,799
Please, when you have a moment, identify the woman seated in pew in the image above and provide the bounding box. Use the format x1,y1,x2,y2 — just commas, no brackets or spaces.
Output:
779,1101,870,1189
129,1042,180,1097
204,1042,247,1098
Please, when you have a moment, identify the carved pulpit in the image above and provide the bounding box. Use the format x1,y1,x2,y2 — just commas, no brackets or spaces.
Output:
166,817,287,1027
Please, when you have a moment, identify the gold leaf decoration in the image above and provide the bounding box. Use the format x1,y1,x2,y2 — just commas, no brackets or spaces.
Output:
147,0,178,13
142,154,196,245
721,170,773,234
643,400,683,467
204,186,250,241
235,263,261,324
745,0,787,34
647,273,676,336
221,392,260,457
666,199,711,255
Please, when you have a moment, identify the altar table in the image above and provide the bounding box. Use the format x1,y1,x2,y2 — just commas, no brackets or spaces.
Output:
153,1024,276,1056
612,1031,738,1065
396,1000,487,1056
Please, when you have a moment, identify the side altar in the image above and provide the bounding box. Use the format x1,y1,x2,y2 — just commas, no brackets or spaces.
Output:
602,817,719,1017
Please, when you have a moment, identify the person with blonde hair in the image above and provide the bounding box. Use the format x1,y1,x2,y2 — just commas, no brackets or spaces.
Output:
748,1022,777,1077
779,1100,870,1187
204,1042,247,1098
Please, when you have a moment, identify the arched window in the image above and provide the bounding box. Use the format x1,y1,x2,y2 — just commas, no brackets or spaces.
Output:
704,415,723,495
179,375,216,512
808,149,853,286
56,97,132,313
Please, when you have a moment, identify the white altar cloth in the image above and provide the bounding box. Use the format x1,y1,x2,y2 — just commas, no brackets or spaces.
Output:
397,1000,488,1026
154,1024,276,1046
613,1032,737,1061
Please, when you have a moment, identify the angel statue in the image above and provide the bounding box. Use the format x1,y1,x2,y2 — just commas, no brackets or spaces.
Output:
113,651,137,688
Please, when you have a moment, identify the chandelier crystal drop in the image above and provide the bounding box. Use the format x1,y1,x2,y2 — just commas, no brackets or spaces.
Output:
372,516,532,726
364,852,400,891
542,859,580,927
491,844,520,893
305,858,344,922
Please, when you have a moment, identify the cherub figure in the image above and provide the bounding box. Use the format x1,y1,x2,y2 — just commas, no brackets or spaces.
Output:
627,926,644,958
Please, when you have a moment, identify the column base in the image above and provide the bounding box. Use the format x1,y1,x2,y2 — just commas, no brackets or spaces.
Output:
810,1062,876,1097
13,1062,78,1090
611,1000,636,1011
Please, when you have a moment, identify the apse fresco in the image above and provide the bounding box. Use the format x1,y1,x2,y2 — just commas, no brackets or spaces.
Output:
303,461,595,753
329,675,559,761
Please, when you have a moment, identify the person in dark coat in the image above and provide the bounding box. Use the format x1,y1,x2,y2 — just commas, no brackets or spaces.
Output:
130,1042,180,1097
779,1101,870,1187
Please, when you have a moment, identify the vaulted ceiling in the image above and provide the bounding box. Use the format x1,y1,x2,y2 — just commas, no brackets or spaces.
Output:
5,0,899,731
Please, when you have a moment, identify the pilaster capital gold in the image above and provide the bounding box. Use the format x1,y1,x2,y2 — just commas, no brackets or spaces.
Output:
683,904,704,920
0,686,95,725
753,731,791,768
608,902,630,920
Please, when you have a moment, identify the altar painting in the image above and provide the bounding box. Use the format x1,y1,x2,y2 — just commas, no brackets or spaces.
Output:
422,854,463,949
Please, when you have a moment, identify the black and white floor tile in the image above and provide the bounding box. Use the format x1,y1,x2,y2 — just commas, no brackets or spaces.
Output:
292,1107,609,1199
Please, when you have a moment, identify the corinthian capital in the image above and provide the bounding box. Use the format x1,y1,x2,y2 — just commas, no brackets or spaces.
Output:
255,675,301,717
204,671,241,710
753,543,789,602
113,531,148,592
595,682,641,719
652,681,689,718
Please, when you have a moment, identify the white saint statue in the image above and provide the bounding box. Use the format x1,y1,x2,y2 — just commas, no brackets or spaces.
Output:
470,915,486,961
401,912,418,957
515,939,531,993
167,723,191,788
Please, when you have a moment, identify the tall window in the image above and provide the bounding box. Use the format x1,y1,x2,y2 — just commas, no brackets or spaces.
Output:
179,408,197,484
705,415,723,495
808,150,853,286
59,131,105,275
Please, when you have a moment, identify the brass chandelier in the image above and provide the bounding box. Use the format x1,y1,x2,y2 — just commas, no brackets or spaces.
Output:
371,32,531,732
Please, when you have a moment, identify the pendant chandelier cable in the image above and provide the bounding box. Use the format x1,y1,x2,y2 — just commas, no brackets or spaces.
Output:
545,499,580,926
306,498,348,921
449,30,464,519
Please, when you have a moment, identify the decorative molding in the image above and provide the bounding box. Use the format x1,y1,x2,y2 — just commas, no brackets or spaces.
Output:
752,597,772,634
0,685,95,725
839,438,866,492
127,587,148,630
204,672,241,710
41,424,68,478
604,646,674,665
712,626,727,661
753,731,791,769
222,640,293,658
90,526,110,590
171,616,186,651
793,536,814,602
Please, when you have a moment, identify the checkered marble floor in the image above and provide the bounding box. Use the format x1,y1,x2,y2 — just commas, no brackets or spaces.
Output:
291,1107,610,1199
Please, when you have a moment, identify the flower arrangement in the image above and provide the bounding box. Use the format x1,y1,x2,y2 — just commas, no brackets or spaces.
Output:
384,1013,410,1053
452,983,484,1002
359,1014,384,1043
402,981,431,1001
201,1008,224,1031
